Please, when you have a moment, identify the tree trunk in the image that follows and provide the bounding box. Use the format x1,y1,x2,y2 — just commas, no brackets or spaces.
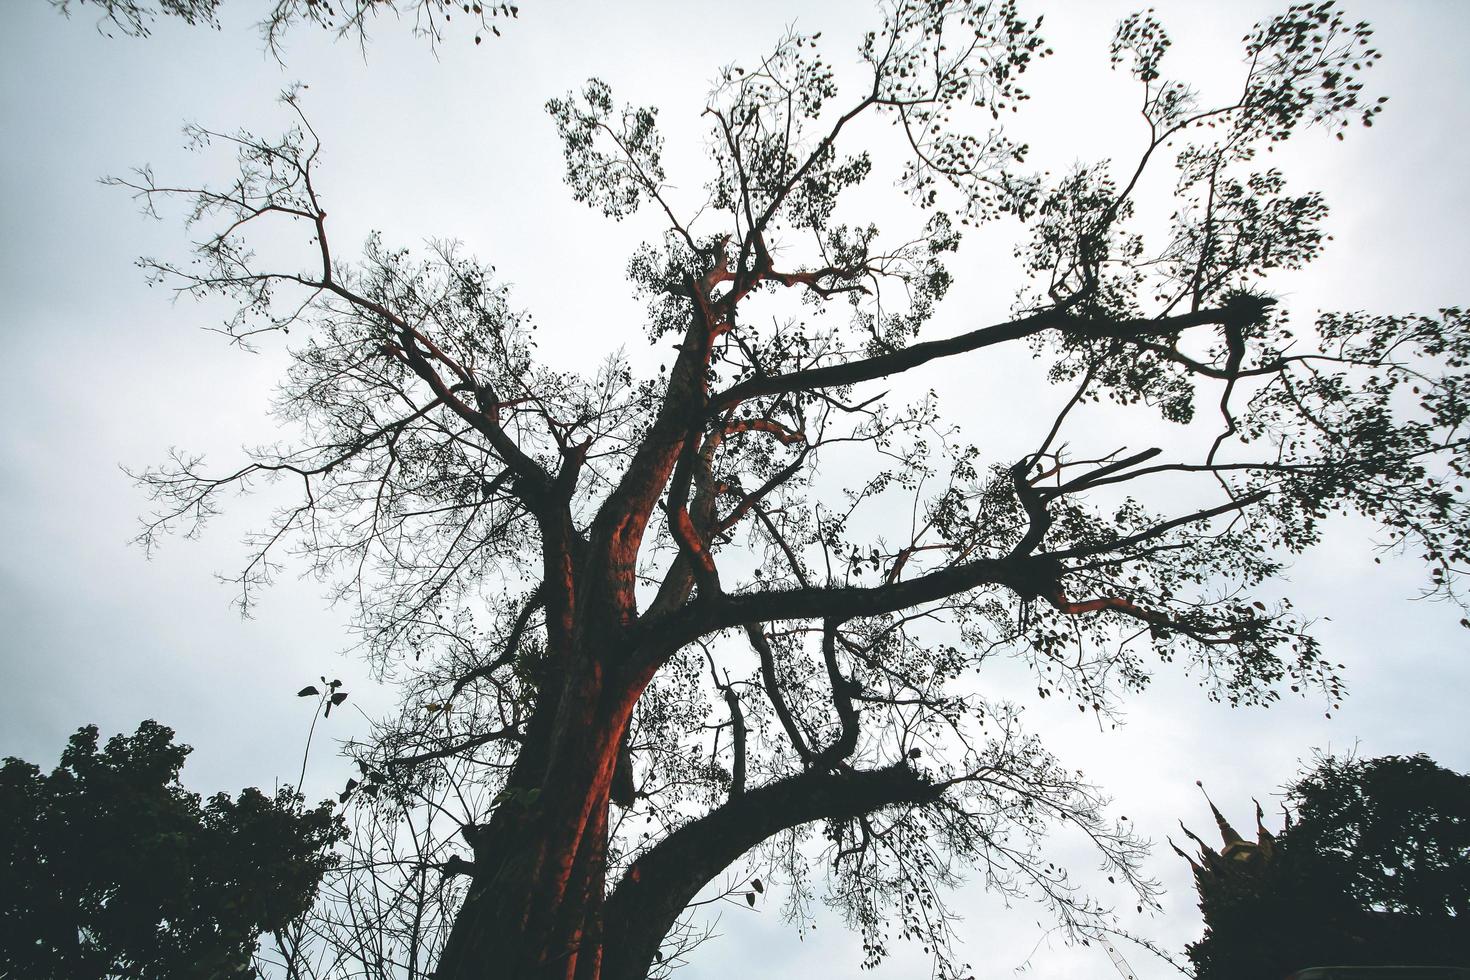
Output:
434,759,617,979
434,645,633,980
434,305,801,978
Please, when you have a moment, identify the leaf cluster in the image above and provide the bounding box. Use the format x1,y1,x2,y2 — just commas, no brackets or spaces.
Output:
0,722,344,980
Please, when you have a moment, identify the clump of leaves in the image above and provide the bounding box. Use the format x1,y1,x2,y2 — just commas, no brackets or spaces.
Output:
0,721,344,980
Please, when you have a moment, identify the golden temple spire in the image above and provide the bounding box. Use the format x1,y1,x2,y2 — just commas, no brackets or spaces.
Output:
1197,780,1245,848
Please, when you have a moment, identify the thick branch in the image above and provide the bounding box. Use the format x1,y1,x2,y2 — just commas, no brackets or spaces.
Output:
709,304,1253,414
705,652,747,801
600,761,939,980
586,312,720,628
813,619,860,767
746,624,814,765
644,554,1024,654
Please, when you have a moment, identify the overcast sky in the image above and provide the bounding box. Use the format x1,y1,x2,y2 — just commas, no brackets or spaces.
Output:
3,1,1468,978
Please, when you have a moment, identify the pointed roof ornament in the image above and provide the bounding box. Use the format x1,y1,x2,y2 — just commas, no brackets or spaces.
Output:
1197,780,1244,847
1178,819,1215,859
1252,798,1278,859
1178,819,1231,880
1253,798,1276,844
1167,835,1203,873
1178,818,1207,849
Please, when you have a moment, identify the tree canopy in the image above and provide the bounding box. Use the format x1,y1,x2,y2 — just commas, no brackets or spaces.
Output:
1292,754,1470,922
92,1,1470,977
1181,754,1470,978
0,721,343,979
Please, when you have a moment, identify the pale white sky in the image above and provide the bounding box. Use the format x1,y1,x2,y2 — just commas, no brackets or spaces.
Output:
2,2,1468,978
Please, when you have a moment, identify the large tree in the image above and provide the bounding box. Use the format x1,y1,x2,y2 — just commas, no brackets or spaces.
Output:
110,1,1468,978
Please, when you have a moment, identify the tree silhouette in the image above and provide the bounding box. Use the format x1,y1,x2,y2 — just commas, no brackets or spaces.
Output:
0,721,344,979
107,2,1469,978
1180,755,1470,978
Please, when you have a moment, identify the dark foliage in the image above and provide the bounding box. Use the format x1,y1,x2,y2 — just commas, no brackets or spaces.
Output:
1187,755,1470,979
0,721,344,980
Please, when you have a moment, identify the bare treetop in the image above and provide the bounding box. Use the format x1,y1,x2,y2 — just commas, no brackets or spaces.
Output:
50,0,519,51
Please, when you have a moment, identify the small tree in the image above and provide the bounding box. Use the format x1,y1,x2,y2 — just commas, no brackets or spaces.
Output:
0,721,344,979
107,2,1469,978
1181,754,1470,978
